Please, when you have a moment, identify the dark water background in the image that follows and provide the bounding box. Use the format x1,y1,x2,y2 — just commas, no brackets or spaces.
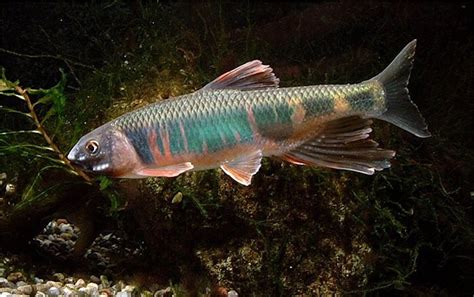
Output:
0,2,472,296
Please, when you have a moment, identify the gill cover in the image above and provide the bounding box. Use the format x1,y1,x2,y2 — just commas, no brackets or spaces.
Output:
67,123,141,177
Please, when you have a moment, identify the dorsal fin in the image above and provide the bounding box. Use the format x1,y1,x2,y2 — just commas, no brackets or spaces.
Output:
281,116,396,175
201,60,280,91
220,150,263,186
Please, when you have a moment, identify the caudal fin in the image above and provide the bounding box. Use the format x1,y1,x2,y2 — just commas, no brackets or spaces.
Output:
371,39,431,138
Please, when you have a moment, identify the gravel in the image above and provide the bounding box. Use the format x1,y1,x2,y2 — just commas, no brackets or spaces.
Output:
0,214,240,296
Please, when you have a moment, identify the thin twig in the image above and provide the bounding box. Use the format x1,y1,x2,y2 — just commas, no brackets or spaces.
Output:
0,48,95,70
15,85,92,183
0,47,95,86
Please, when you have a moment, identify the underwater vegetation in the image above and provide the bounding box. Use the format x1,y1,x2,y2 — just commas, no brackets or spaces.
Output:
0,1,472,296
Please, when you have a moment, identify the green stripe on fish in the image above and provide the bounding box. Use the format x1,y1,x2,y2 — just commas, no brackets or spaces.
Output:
183,107,254,154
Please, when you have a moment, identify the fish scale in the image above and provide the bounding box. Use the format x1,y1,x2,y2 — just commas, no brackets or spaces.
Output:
113,83,383,161
68,40,430,185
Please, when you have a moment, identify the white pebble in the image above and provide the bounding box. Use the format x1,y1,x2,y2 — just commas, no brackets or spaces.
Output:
16,285,32,295
60,224,73,233
75,279,86,288
63,287,75,297
123,285,135,292
35,292,46,297
33,277,44,284
0,292,13,297
116,292,131,297
65,284,76,290
15,281,27,287
48,286,60,296
86,283,99,295
228,290,239,297
78,287,91,295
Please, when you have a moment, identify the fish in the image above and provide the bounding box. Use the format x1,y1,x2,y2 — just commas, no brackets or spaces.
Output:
67,40,430,186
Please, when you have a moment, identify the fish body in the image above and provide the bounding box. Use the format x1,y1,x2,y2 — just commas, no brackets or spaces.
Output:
68,40,430,185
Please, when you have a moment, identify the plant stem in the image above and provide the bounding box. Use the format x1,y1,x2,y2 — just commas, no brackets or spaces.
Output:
15,85,93,183
0,47,96,86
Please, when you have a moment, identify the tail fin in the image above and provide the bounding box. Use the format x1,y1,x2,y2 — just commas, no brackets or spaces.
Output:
371,39,431,138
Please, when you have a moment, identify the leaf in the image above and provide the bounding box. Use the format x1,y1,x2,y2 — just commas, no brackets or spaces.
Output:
30,69,67,119
0,67,19,91
0,105,33,119
98,175,113,190
0,129,42,136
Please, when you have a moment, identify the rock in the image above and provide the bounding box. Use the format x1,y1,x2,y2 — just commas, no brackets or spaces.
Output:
123,285,135,292
34,284,51,292
65,284,76,290
4,184,15,196
48,286,60,296
52,273,65,282
90,275,100,283
153,287,172,297
86,283,99,295
45,281,62,288
56,218,68,225
35,292,46,297
99,275,110,287
228,290,238,297
78,287,91,296
0,278,8,287
99,288,113,296
112,281,125,292
16,285,32,295
33,277,44,284
63,287,75,297
214,287,227,297
75,279,86,288
64,277,74,284
0,288,12,293
0,291,12,297
6,272,24,283
0,268,5,278
0,282,14,289
15,281,27,287
171,192,183,203
116,292,131,297
59,224,73,233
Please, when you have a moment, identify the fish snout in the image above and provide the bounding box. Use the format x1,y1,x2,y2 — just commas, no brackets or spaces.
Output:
67,147,88,169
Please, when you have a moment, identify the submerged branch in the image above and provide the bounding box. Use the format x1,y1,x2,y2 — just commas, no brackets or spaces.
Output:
0,48,96,86
0,48,95,70
14,85,92,183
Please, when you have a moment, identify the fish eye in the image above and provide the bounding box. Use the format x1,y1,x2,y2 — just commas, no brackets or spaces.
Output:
85,140,100,155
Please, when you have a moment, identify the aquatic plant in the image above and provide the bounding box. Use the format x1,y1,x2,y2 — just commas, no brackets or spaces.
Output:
0,68,94,241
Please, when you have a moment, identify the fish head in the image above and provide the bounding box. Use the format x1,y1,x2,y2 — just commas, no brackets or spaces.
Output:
67,123,140,177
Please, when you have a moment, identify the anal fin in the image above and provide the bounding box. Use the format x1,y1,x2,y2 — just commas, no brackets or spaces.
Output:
136,162,194,177
282,116,395,175
220,151,263,186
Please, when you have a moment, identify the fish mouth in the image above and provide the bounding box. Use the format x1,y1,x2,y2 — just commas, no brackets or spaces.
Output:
68,159,93,172
67,149,92,171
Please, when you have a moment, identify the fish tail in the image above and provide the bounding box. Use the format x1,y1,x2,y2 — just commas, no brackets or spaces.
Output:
370,39,431,138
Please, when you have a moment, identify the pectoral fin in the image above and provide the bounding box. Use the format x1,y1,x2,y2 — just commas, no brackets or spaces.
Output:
136,162,194,177
281,116,395,175
220,151,263,186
